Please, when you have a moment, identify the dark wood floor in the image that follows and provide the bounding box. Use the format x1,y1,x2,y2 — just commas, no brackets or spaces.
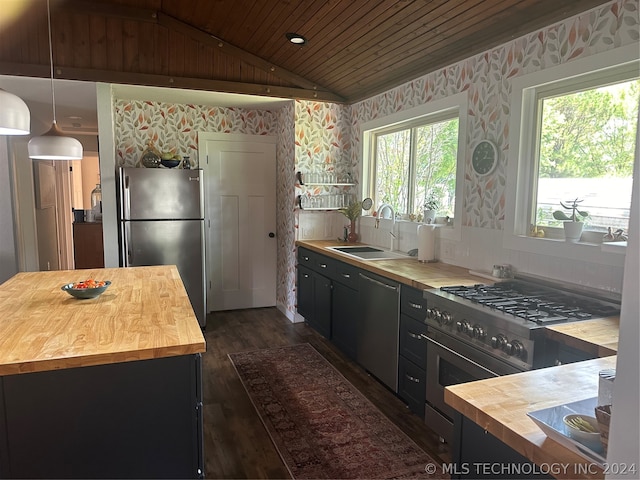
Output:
202,307,450,479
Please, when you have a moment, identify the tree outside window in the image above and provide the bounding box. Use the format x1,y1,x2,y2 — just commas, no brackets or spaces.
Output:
535,79,639,233
374,117,459,217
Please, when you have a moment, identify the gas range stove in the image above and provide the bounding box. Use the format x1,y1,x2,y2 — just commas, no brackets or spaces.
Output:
423,276,621,371
440,281,620,323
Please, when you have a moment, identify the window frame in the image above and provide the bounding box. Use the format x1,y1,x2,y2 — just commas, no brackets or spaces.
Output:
504,43,639,263
361,92,468,241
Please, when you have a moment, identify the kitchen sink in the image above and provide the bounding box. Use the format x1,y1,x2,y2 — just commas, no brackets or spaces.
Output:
327,245,411,260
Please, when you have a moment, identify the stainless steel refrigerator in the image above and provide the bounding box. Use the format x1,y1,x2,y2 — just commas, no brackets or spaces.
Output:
119,167,206,328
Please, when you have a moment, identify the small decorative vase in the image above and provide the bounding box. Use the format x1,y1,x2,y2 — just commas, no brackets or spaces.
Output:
563,221,583,243
347,219,358,243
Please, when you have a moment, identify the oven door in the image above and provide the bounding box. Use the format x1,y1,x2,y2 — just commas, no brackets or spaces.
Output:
425,329,522,422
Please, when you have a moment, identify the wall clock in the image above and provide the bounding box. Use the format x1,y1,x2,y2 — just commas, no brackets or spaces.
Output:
471,140,498,176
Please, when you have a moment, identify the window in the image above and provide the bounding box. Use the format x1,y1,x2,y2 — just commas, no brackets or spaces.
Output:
370,113,459,217
534,78,639,236
506,44,639,253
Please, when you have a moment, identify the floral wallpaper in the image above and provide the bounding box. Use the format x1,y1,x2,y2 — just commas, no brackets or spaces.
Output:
276,103,297,318
350,0,639,229
110,0,637,320
113,100,279,166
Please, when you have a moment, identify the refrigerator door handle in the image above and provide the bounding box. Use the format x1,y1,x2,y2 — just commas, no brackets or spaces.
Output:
124,221,133,266
122,174,131,220
188,176,199,182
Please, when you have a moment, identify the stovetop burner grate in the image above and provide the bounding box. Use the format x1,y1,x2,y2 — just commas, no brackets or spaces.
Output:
440,282,619,324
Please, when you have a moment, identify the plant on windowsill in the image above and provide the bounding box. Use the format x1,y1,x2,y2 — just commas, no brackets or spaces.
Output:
338,200,363,243
552,198,589,243
423,194,439,224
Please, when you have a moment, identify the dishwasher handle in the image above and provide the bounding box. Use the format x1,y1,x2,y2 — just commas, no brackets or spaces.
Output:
359,273,399,292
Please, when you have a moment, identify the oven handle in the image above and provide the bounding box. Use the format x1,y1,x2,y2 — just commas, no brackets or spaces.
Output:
424,333,499,378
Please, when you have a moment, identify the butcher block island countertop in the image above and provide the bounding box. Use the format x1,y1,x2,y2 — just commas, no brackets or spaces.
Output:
0,265,206,376
445,356,617,480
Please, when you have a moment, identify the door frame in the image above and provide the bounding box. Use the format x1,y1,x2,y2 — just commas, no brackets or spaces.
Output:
198,132,277,312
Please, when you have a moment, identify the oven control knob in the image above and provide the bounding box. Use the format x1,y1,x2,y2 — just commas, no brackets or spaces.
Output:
472,324,486,339
441,312,452,325
507,340,525,358
427,307,439,320
456,321,472,335
491,334,507,349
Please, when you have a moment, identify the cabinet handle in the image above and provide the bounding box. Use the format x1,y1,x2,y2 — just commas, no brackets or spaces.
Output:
319,263,327,268
405,374,420,383
341,273,351,278
303,256,309,261
408,331,425,340
303,274,309,278
408,302,423,310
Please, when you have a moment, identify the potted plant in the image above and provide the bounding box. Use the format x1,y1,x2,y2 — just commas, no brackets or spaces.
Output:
423,194,439,224
552,198,588,242
338,200,363,242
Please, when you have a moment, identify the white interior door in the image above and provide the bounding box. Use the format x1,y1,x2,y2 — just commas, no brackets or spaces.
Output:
203,134,277,311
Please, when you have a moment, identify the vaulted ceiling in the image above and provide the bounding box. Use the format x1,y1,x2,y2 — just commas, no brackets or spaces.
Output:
0,0,612,104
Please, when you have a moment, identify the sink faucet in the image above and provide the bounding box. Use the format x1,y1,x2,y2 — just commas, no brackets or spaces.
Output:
377,204,396,251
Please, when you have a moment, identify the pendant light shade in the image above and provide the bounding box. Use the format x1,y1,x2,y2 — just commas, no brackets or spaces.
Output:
28,0,83,160
0,88,30,135
28,121,83,160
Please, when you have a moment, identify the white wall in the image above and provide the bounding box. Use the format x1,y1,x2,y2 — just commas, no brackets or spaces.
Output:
0,137,18,283
605,109,640,479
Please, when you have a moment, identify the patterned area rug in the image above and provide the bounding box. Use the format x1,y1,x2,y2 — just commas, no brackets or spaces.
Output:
229,343,448,479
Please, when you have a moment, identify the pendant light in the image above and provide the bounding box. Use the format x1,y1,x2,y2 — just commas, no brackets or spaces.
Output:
28,0,82,160
0,89,30,135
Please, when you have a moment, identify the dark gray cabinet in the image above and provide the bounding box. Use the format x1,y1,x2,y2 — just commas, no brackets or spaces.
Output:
296,247,359,355
331,280,358,359
0,354,203,479
297,262,332,338
451,413,552,479
397,286,428,418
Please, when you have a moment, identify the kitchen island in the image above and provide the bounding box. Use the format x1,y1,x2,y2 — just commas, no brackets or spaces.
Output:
445,356,617,480
0,266,206,479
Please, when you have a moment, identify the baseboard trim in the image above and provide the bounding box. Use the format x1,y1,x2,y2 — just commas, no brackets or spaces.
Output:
276,303,305,323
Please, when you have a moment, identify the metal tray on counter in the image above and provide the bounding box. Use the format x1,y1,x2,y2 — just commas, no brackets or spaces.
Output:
527,397,606,467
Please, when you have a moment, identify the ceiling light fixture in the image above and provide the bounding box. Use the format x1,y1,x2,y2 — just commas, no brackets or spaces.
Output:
286,32,307,45
28,0,83,160
0,88,30,135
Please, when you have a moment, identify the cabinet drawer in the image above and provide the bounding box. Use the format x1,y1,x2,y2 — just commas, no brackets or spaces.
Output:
400,286,427,321
331,261,359,290
398,355,426,418
400,314,427,366
297,247,334,276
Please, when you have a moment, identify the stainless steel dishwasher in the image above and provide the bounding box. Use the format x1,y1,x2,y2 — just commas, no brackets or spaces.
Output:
357,271,401,392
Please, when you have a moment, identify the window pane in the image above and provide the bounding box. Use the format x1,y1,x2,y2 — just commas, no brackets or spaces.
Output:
535,80,639,231
375,129,411,213
415,119,459,217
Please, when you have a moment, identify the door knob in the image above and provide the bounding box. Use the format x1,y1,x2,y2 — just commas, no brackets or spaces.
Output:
268,232,275,238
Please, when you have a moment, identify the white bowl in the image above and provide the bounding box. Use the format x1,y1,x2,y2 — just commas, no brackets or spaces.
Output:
563,414,602,452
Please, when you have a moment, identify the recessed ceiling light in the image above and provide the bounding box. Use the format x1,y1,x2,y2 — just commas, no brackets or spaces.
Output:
286,32,307,45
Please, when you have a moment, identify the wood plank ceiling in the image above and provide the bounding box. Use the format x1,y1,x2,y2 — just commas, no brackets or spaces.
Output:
0,0,613,104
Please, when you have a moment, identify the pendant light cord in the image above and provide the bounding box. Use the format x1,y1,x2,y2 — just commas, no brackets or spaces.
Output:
46,0,57,124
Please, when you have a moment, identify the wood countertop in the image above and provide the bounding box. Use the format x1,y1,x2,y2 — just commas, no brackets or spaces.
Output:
296,240,620,354
445,356,617,480
296,240,487,289
545,317,619,356
0,266,206,376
